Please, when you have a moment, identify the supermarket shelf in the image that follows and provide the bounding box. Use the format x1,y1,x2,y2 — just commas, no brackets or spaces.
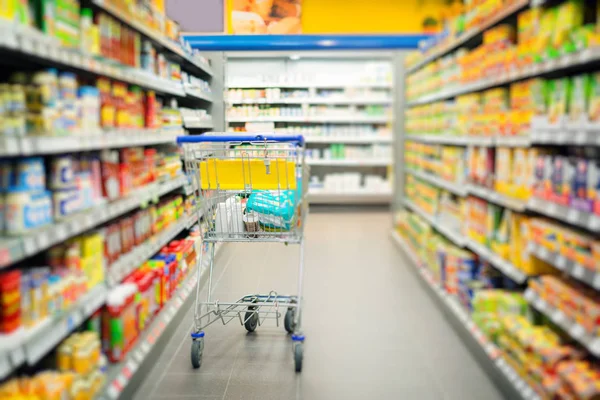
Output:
466,239,528,284
403,200,466,247
390,231,538,400
405,0,529,74
531,125,600,145
524,288,600,357
307,159,392,166
107,213,199,286
184,87,213,102
227,97,393,105
0,176,186,269
227,116,391,124
308,189,392,204
467,185,527,212
304,136,393,144
527,197,600,233
184,120,214,129
228,82,393,89
406,168,467,196
405,134,494,146
528,242,600,290
0,129,183,157
0,283,108,380
0,21,185,97
97,243,223,400
91,0,212,76
407,46,600,106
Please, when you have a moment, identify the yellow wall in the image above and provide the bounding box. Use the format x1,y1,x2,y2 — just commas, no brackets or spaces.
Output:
226,0,447,34
301,0,447,34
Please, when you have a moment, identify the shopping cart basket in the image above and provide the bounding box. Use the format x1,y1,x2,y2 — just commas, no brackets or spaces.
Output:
177,134,309,372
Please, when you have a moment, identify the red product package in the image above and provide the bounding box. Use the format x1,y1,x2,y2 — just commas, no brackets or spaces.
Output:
101,150,121,200
120,217,135,255
104,223,122,265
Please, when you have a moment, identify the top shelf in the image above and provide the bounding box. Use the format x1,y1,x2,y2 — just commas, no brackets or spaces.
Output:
406,0,530,75
92,0,213,77
228,82,392,89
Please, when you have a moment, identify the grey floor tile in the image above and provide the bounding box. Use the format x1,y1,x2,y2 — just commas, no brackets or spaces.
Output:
133,212,505,400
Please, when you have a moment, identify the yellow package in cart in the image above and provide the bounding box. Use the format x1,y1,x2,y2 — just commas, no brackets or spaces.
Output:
199,159,296,190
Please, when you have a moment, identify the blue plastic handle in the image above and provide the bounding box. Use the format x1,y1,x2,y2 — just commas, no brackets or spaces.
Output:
177,134,304,145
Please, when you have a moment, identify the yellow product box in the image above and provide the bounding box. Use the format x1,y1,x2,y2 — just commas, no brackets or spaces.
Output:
80,232,104,258
495,147,513,193
551,0,584,52
512,148,529,199
80,254,104,289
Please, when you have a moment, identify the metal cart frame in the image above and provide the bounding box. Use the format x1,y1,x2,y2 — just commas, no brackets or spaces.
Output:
177,134,308,372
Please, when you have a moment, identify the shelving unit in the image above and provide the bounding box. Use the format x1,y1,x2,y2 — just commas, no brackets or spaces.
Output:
226,53,394,206
96,243,223,400
390,231,537,400
395,1,600,396
0,2,224,394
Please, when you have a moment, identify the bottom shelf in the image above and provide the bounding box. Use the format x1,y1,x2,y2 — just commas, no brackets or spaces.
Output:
309,189,392,204
390,230,539,400
97,243,224,400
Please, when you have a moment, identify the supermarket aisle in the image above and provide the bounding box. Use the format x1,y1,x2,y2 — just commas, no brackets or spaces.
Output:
133,212,505,400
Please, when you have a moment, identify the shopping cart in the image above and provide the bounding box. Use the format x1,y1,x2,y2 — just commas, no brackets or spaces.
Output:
177,134,308,372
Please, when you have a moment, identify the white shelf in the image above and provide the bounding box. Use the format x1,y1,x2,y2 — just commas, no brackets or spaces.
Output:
406,169,467,196
304,136,393,144
228,116,391,124
524,288,600,357
309,189,392,204
228,82,392,89
528,242,600,289
406,0,529,74
0,283,108,380
405,135,494,146
467,185,527,212
98,243,223,400
307,159,392,166
228,97,393,105
0,129,183,156
0,20,186,97
466,239,528,284
407,46,600,105
91,0,212,76
184,120,214,129
184,87,213,102
0,176,186,269
527,197,600,233
390,231,539,400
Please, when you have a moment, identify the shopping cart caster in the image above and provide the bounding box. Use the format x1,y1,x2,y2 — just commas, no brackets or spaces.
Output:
284,308,296,334
191,332,204,369
293,342,303,372
292,334,304,372
244,306,259,332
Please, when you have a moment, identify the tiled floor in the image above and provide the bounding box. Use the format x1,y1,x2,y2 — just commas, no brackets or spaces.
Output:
133,212,506,400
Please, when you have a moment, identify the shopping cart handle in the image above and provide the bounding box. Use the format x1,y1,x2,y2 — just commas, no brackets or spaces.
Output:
177,134,304,145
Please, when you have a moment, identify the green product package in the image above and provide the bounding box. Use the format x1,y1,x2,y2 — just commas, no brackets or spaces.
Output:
570,74,592,122
548,78,572,123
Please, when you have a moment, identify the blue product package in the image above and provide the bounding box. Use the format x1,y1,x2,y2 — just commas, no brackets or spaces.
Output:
246,190,296,230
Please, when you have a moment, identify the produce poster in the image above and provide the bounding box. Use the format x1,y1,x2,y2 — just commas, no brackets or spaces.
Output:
230,0,302,34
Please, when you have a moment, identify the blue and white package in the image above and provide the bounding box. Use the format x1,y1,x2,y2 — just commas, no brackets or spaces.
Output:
246,190,297,230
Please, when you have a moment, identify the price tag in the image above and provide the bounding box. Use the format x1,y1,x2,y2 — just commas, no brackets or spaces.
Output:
539,247,549,260
9,347,25,366
572,264,585,280
547,203,558,215
567,208,579,223
22,237,36,256
140,341,151,355
37,233,49,249
552,310,565,325
590,215,600,231
569,323,585,340
55,224,68,241
556,256,567,270
593,273,600,290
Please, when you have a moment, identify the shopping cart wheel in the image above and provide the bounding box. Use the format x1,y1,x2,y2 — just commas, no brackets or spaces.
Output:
191,338,204,369
294,343,303,372
244,306,259,332
284,308,295,334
